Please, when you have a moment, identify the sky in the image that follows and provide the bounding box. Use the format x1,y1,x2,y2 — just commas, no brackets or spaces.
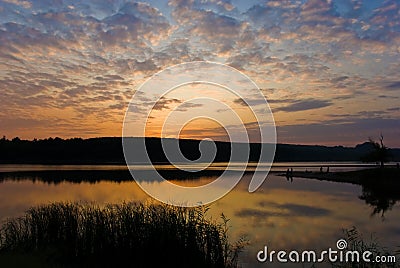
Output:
0,0,399,147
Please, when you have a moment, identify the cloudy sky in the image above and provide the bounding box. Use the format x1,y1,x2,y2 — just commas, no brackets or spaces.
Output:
0,0,399,147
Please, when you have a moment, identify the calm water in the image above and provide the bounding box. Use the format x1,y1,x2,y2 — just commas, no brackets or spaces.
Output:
0,163,399,267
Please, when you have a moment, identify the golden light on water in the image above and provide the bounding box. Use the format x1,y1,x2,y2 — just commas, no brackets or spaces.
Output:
1,174,399,262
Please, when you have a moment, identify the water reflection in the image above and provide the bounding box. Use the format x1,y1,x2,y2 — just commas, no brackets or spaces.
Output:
359,185,399,219
0,169,223,185
0,167,399,267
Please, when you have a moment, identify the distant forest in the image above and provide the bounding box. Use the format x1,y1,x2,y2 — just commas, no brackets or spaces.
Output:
0,136,399,164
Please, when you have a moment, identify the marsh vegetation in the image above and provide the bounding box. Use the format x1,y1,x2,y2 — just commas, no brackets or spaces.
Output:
0,202,246,267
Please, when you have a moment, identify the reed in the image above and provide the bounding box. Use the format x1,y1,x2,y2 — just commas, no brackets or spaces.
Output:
332,227,399,268
0,202,244,267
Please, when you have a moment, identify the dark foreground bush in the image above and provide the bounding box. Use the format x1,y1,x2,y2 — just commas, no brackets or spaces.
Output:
0,202,245,268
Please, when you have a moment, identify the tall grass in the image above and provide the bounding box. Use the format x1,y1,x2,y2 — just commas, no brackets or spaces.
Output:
0,202,245,267
332,227,399,268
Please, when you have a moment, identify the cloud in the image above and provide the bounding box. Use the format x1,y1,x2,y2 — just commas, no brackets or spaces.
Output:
275,99,333,112
233,97,267,107
170,2,250,57
277,118,400,147
0,117,53,130
152,97,182,111
0,0,398,145
94,75,125,81
385,81,400,90
2,0,31,9
175,102,204,112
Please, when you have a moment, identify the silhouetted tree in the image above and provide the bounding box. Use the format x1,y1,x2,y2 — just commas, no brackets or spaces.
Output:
362,134,390,168
12,137,21,142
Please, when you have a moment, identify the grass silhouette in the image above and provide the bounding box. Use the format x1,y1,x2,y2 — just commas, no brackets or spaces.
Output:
331,227,399,268
0,202,245,267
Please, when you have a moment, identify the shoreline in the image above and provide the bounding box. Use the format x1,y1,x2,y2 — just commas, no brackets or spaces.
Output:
277,170,363,184
0,165,399,188
277,167,400,186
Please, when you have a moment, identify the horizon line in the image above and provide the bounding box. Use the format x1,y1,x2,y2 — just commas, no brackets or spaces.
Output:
2,136,398,150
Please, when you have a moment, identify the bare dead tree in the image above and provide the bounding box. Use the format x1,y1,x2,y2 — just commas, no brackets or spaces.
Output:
366,134,390,168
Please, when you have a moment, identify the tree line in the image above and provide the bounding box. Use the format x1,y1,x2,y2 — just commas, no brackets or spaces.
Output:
0,136,399,164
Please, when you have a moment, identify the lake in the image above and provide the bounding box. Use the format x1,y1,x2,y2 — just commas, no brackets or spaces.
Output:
0,163,399,267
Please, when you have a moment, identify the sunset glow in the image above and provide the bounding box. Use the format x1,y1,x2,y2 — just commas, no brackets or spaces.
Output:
0,0,399,146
